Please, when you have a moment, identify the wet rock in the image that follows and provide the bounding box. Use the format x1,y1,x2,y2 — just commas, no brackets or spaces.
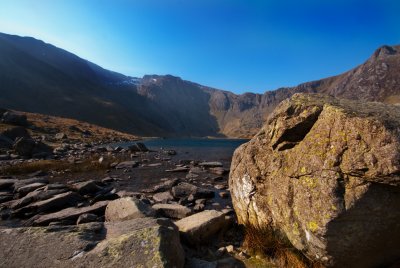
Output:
33,200,109,226
230,94,400,267
13,191,84,217
199,161,223,168
76,213,99,225
175,210,229,245
128,142,148,152
115,161,139,169
105,197,155,222
152,203,192,219
152,191,174,203
166,167,190,172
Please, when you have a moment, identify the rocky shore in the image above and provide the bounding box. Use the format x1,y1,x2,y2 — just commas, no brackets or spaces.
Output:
0,109,263,267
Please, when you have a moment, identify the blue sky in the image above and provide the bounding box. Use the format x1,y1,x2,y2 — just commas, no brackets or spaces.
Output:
0,0,399,93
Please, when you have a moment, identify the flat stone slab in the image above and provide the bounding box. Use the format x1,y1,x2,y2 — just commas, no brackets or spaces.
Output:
0,218,185,268
175,210,229,245
199,162,223,168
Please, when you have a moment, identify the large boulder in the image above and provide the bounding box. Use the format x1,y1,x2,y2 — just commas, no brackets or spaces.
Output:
1,126,30,141
0,218,185,267
229,94,400,267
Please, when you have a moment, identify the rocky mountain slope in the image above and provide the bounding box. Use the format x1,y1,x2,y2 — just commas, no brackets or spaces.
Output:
1,32,399,138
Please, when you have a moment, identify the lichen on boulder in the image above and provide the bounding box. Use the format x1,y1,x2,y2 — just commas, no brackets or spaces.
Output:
229,93,400,267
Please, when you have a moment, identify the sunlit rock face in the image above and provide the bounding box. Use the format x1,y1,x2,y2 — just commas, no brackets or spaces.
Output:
229,93,400,267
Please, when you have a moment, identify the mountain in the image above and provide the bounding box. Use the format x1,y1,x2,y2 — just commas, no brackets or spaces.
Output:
0,32,399,138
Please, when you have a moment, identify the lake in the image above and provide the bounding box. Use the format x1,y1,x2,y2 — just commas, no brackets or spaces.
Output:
116,138,249,165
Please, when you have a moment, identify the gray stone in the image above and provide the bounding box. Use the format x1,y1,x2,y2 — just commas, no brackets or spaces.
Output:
175,210,229,245
71,180,102,195
76,213,99,225
105,197,155,222
152,191,174,203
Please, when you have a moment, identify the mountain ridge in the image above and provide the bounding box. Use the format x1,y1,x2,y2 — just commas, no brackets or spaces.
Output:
0,32,399,138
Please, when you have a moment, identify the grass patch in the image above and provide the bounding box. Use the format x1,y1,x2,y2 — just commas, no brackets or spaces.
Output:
243,225,324,268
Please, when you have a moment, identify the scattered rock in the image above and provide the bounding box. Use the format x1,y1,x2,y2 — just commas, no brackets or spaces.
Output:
115,161,139,169
209,167,228,175
13,191,84,217
55,132,67,140
105,197,155,222
0,179,17,190
16,182,48,196
199,161,223,168
71,180,102,196
128,142,148,152
152,191,174,203
172,182,214,199
33,200,109,226
152,203,192,219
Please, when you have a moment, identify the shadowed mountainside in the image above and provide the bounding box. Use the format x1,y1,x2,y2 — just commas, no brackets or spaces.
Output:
1,32,399,138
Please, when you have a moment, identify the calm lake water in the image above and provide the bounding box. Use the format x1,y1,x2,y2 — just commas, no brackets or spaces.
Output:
116,138,249,164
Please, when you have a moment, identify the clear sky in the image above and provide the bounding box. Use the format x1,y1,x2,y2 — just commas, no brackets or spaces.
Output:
0,0,399,93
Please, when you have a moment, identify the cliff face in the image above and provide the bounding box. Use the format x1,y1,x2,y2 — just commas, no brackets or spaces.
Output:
0,31,399,138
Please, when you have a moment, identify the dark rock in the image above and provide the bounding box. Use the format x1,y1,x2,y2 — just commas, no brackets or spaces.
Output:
128,142,148,152
172,183,215,199
13,191,84,217
0,179,17,190
9,188,68,209
16,182,47,196
152,203,192,219
1,126,30,141
0,135,13,150
28,170,48,177
71,180,102,196
1,111,28,126
0,154,10,160
13,137,35,157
